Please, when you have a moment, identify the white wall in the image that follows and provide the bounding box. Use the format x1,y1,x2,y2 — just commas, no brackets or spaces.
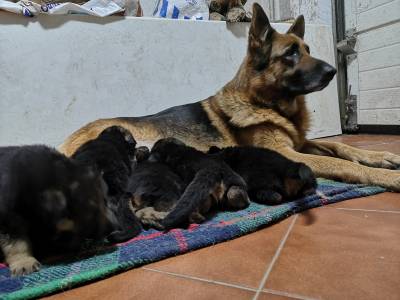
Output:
245,0,333,26
0,14,341,147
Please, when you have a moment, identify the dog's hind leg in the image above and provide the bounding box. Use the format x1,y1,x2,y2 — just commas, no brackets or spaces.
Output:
302,140,400,170
280,147,400,192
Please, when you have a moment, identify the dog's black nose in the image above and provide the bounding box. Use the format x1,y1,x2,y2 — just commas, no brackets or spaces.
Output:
322,63,337,79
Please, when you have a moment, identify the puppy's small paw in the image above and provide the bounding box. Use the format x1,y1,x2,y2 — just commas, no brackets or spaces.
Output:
227,186,250,209
189,212,206,224
10,256,41,276
256,190,283,205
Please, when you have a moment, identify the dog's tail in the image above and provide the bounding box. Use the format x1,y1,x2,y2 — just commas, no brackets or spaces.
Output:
161,168,222,230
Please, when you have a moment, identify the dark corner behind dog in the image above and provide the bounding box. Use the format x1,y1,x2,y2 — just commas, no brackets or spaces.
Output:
0,145,112,276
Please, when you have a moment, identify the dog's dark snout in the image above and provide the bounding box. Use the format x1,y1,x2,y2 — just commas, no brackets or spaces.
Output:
322,63,336,79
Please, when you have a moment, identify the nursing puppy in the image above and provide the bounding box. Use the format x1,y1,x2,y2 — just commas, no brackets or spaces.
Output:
0,145,111,276
208,146,317,204
71,126,142,242
128,148,185,229
148,138,250,229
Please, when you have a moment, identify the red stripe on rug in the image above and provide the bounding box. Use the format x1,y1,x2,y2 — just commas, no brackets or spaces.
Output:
317,191,330,205
172,229,188,252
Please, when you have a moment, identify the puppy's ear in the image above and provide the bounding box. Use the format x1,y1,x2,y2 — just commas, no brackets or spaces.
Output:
287,15,305,39
248,3,275,69
297,164,317,191
297,164,313,181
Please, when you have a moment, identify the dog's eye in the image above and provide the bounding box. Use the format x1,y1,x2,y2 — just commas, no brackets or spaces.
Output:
304,45,310,54
284,45,299,58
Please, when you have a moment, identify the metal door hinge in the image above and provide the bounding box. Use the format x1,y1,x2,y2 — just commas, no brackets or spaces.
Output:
337,36,357,55
337,29,357,56
343,85,359,132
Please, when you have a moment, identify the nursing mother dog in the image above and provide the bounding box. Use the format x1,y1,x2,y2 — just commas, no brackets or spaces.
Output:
60,3,400,192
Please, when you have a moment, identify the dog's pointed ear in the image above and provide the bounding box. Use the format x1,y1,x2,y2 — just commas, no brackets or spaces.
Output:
287,15,305,39
249,3,274,43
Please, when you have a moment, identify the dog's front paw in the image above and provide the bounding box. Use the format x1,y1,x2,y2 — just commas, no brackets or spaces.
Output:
388,172,400,192
356,151,400,170
381,152,400,170
9,256,41,276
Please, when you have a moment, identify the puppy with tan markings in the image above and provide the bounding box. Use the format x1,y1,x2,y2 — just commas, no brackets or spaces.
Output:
148,138,250,229
0,145,111,276
127,149,184,229
208,146,317,204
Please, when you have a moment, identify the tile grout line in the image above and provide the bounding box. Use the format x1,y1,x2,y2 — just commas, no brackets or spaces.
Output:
262,288,318,300
335,207,400,214
252,214,299,300
142,267,258,292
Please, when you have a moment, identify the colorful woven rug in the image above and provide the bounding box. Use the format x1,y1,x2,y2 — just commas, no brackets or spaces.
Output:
0,179,385,300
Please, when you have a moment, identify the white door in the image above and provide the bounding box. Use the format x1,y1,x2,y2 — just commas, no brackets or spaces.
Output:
345,0,400,125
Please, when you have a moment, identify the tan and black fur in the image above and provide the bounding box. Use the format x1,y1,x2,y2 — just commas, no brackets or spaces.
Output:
134,138,250,229
60,3,400,192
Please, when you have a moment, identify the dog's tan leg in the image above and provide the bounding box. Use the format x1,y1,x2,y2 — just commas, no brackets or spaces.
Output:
0,236,40,276
279,147,400,192
302,140,400,170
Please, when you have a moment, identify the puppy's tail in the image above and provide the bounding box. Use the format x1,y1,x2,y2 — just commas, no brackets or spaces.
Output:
161,168,222,230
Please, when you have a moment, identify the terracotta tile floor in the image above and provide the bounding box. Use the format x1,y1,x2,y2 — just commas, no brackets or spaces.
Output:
45,134,400,300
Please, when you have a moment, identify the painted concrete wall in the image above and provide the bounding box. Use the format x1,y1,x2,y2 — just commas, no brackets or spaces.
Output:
245,0,333,26
0,14,341,147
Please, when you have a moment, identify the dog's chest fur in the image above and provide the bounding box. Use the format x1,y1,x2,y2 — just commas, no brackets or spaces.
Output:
204,92,311,151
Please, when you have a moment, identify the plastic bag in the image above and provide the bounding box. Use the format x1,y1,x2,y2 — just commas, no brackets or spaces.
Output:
0,0,141,17
152,0,209,20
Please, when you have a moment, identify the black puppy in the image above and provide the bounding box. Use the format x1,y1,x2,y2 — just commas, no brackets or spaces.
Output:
148,138,250,229
71,126,142,243
128,148,185,229
208,146,317,204
0,145,111,276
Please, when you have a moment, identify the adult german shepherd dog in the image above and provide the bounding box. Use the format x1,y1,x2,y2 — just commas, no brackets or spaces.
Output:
60,4,400,191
